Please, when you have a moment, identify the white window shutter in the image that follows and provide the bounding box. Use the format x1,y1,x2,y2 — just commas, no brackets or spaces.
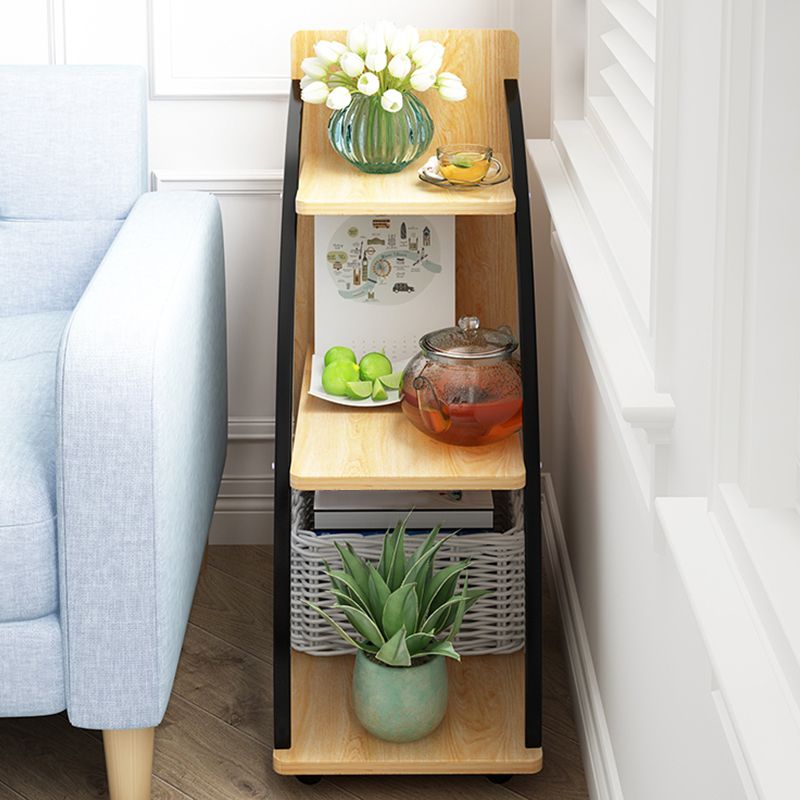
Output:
588,0,657,210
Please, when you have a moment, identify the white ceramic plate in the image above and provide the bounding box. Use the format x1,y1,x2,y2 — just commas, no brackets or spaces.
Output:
308,353,410,408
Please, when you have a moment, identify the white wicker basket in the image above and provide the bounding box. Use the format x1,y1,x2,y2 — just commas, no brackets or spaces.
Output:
290,490,525,655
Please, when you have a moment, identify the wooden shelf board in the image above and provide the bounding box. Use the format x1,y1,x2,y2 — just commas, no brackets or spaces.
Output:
291,29,519,217
290,355,526,491
273,651,542,775
295,144,516,216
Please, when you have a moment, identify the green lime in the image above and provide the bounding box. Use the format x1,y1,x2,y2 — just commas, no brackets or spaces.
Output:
345,380,373,400
322,360,360,395
359,352,392,382
378,370,403,391
372,380,388,401
324,346,357,367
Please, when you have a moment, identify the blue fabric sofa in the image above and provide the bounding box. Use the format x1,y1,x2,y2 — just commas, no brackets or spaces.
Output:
0,66,227,797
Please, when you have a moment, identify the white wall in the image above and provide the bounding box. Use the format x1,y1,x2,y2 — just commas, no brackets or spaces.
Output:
532,0,800,797
545,246,748,800
0,0,550,543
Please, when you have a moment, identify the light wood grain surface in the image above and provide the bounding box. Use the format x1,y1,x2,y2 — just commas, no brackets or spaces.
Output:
103,728,155,800
293,213,315,412
274,652,541,775
290,354,526,490
0,546,588,799
295,147,516,216
456,214,520,339
291,30,518,216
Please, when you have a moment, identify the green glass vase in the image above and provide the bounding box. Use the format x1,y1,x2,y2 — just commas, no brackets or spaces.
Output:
328,92,434,174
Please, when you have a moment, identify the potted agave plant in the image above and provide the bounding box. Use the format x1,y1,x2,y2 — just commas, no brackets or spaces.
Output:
299,21,467,174
306,519,487,743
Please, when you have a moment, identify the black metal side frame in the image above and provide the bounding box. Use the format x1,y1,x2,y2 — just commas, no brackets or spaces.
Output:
505,78,543,750
273,79,303,750
272,77,542,755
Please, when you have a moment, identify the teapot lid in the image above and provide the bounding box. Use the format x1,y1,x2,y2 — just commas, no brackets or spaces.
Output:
420,316,518,360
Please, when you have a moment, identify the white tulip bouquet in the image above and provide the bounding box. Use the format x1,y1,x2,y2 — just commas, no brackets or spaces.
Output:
300,22,467,113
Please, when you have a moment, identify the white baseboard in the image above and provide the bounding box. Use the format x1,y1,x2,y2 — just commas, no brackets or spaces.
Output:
210,416,275,544
542,473,624,800
210,509,274,544
210,484,274,544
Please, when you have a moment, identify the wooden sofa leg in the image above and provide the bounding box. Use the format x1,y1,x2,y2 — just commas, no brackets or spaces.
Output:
103,728,155,800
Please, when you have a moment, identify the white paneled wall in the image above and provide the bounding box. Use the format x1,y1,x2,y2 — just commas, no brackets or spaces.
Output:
0,0,541,543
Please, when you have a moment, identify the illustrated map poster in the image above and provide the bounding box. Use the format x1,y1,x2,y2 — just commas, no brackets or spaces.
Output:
314,215,455,361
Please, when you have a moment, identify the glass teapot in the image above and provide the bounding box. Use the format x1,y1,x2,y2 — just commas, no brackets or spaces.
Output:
400,316,523,447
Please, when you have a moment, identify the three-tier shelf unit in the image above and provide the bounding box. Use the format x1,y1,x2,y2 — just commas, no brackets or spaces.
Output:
272,29,543,781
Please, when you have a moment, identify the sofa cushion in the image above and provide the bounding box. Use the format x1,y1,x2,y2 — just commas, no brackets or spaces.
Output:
0,66,146,221
0,219,122,315
0,311,70,623
0,65,145,315
0,614,65,716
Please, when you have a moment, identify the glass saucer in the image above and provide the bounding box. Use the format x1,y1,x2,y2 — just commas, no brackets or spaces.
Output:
418,157,510,189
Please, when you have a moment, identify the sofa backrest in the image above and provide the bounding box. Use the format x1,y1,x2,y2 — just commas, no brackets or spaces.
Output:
0,66,147,315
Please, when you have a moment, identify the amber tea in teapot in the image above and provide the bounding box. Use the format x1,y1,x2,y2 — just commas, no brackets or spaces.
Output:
401,317,523,447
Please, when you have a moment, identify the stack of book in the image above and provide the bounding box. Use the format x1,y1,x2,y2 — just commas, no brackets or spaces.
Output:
313,490,494,534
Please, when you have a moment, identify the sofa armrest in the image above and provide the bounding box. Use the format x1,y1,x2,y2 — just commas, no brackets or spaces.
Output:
56,191,227,729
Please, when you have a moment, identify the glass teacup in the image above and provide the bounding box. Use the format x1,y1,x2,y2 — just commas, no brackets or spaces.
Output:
436,144,495,185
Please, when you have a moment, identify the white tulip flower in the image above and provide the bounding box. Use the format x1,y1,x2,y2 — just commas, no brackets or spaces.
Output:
357,72,380,96
381,88,404,113
300,80,330,104
411,41,444,68
365,49,388,73
388,54,412,79
366,28,386,55
326,86,353,110
436,72,463,87
347,24,369,56
339,51,365,78
408,68,436,92
436,73,467,100
376,20,397,48
388,28,411,56
300,74,315,89
402,25,420,51
438,82,467,101
300,57,328,79
314,40,341,65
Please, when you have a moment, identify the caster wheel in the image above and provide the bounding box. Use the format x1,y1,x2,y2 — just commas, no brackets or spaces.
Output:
296,775,322,786
487,774,513,784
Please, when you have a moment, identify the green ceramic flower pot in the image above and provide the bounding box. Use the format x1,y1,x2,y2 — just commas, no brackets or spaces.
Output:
352,650,448,743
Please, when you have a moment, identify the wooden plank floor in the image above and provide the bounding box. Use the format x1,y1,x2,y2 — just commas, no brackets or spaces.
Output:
0,546,589,799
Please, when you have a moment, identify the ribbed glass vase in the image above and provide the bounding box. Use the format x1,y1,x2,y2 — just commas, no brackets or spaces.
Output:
327,92,434,174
